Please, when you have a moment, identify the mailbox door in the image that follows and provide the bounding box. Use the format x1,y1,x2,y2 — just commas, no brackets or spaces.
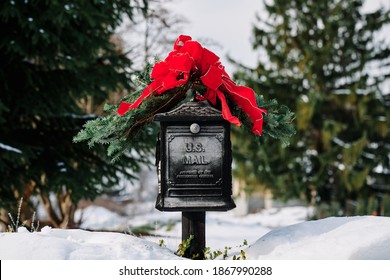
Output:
156,121,235,211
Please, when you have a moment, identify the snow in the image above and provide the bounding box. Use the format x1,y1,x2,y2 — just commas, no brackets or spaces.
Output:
0,226,180,260
246,216,390,260
1,205,390,260
0,142,22,154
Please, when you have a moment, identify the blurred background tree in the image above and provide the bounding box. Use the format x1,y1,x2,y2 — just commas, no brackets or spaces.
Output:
118,0,188,70
232,0,390,216
0,0,158,228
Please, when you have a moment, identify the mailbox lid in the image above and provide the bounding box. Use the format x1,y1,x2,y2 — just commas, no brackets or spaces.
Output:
154,101,224,122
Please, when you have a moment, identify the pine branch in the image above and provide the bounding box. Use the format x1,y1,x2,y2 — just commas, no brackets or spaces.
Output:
73,63,192,161
229,95,296,145
119,84,190,140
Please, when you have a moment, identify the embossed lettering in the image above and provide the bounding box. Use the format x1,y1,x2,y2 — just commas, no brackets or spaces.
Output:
185,142,193,153
185,142,205,153
183,155,209,165
176,169,214,179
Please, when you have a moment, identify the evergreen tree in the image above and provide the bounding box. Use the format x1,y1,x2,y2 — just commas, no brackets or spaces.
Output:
0,0,151,228
233,0,390,214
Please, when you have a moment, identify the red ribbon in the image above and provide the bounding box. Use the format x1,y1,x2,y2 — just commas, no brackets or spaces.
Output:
118,35,267,136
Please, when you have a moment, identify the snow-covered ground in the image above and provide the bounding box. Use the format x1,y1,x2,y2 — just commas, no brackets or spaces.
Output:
1,204,390,260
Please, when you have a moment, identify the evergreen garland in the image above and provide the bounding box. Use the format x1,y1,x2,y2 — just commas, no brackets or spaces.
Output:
74,61,296,161
231,95,296,145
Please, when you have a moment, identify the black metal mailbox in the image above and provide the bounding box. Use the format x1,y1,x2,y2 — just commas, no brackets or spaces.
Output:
154,100,236,211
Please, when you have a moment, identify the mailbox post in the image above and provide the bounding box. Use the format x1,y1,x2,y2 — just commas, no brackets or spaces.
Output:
154,100,236,259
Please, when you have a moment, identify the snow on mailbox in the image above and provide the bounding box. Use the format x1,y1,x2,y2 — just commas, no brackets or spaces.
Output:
154,100,236,211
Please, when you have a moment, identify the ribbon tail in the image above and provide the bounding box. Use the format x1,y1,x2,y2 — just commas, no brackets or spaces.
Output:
117,81,162,116
222,78,267,136
117,102,132,116
215,90,241,127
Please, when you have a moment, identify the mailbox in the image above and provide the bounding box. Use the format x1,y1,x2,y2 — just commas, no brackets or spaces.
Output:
154,100,236,211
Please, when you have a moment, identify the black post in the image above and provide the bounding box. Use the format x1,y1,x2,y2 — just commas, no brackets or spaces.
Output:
182,212,205,259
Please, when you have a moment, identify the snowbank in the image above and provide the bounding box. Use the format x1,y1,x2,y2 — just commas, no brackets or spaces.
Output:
246,216,390,260
0,226,181,260
1,212,389,260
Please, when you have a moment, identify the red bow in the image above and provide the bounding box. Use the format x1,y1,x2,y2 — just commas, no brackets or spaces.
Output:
118,35,267,135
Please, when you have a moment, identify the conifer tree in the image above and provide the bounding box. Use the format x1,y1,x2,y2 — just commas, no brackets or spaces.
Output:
233,0,390,214
0,0,151,227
